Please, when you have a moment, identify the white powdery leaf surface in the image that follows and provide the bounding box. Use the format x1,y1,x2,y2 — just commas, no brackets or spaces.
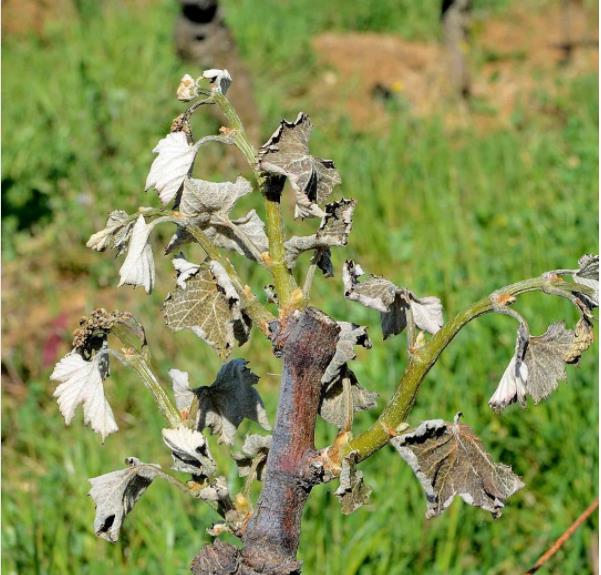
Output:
145,132,198,205
168,368,195,415
51,348,117,441
161,427,217,477
172,254,201,289
118,215,155,294
410,295,444,335
180,176,252,217
88,457,162,542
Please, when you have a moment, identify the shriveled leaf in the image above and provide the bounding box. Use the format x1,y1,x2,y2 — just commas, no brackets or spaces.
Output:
161,427,216,477
88,457,162,542
145,132,197,205
232,434,272,479
194,476,230,504
172,254,201,289
180,176,252,218
196,359,270,445
392,417,524,518
488,355,529,410
177,73,198,101
284,199,356,272
259,112,341,218
202,68,232,95
343,260,397,313
320,371,378,428
410,295,444,335
163,262,251,358
118,215,155,294
335,452,371,515
573,254,599,306
321,322,372,386
86,210,133,254
169,368,195,415
51,346,117,441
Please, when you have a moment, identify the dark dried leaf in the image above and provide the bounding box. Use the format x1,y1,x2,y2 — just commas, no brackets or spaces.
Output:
335,452,371,514
392,417,524,518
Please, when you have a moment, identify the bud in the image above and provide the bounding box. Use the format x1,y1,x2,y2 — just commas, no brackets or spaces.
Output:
176,74,198,102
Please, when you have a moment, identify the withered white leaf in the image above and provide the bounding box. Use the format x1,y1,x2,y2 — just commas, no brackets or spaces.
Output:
169,368,195,415
161,427,216,477
118,215,155,294
163,262,251,358
88,457,162,542
343,260,444,338
259,112,341,218
490,321,594,410
51,346,117,441
321,322,372,386
180,176,252,218
573,254,599,306
196,359,270,445
86,210,133,254
232,434,272,479
284,199,356,272
195,476,230,504
335,452,372,515
145,132,197,205
202,68,232,95
392,417,524,518
172,254,201,289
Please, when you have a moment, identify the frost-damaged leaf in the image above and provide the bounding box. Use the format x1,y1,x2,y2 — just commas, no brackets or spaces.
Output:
180,176,252,217
202,68,232,95
573,254,599,306
232,434,272,479
145,132,197,205
391,417,524,518
51,345,117,441
169,368,195,415
173,253,201,289
162,427,216,477
343,260,444,338
489,321,594,410
196,359,270,445
284,199,356,273
118,215,155,294
177,73,198,101
259,112,341,218
86,210,133,255
88,457,162,542
163,260,251,358
319,322,377,427
335,452,371,515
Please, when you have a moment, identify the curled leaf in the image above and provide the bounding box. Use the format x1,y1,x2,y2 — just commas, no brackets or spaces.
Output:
196,359,270,445
118,215,155,294
51,345,117,441
161,427,216,477
86,210,133,254
180,176,252,217
202,68,232,95
88,457,162,542
573,254,599,306
335,452,371,514
391,417,524,518
259,113,341,218
169,368,195,416
172,254,201,289
232,434,272,479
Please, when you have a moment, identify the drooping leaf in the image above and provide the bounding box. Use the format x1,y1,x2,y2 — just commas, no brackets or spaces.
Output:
145,132,197,205
88,457,162,542
51,345,117,441
86,210,133,255
163,261,251,358
259,112,341,218
196,359,270,445
489,321,594,410
202,68,232,95
391,417,524,518
169,368,195,415
321,322,371,386
284,199,355,273
161,427,217,477
180,176,252,218
343,260,444,338
573,254,599,306
232,434,272,479
335,452,372,515
118,215,155,294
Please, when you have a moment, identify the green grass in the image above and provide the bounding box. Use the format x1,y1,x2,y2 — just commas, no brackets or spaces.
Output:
2,1,598,574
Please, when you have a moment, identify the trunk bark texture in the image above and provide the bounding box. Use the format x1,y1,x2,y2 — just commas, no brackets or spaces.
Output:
191,308,340,574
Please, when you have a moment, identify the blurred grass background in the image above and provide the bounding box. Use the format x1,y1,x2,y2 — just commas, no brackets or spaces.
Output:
2,0,598,574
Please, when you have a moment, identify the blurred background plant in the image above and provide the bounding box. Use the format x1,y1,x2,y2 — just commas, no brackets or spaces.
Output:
2,0,598,573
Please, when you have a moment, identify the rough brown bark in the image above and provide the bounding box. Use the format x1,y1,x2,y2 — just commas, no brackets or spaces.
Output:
191,308,339,575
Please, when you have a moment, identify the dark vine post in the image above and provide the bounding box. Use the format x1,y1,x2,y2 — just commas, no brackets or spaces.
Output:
50,69,598,574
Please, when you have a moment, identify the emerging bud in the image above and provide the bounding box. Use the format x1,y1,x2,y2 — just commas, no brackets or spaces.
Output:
176,73,198,101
